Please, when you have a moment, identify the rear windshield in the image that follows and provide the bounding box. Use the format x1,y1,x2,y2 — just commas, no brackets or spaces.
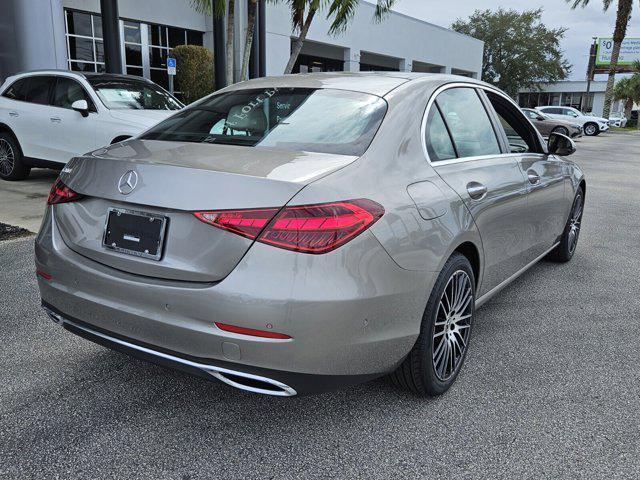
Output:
87,77,182,111
140,87,387,156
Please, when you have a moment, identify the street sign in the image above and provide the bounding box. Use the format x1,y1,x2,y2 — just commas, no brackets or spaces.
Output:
167,57,177,76
596,38,640,66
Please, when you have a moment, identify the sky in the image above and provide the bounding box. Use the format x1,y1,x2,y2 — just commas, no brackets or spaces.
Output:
390,0,640,81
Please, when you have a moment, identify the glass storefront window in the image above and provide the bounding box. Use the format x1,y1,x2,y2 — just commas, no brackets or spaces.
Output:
65,10,104,73
64,9,204,90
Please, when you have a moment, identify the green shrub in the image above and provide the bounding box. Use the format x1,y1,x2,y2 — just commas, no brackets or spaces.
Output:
172,45,214,104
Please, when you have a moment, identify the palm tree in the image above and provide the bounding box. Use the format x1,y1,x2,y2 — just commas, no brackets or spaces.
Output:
192,0,235,85
614,77,636,120
568,0,633,118
283,0,398,75
240,0,259,81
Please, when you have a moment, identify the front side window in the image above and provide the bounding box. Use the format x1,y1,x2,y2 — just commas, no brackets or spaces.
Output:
486,91,540,154
25,77,56,105
141,88,387,156
87,78,182,110
52,78,94,110
435,88,501,158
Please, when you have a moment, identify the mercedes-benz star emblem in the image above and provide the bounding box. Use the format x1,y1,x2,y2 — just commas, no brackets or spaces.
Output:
118,170,138,195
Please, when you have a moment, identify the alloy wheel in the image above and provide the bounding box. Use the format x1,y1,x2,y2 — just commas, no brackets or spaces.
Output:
584,124,596,136
568,194,583,254
0,139,15,176
432,270,473,381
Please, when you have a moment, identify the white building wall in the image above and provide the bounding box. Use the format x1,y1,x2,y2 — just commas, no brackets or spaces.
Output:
264,1,483,77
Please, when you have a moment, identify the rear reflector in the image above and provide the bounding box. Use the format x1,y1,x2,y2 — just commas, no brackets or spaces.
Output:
47,178,83,205
215,322,292,339
36,270,52,280
194,199,384,254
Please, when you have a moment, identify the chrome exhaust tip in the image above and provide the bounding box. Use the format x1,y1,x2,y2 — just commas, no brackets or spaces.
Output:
208,370,297,397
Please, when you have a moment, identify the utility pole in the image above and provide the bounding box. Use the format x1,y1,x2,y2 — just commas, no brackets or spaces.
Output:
213,7,227,89
585,37,597,112
100,0,123,74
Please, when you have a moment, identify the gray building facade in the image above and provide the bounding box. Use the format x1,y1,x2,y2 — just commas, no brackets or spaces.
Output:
1,0,483,90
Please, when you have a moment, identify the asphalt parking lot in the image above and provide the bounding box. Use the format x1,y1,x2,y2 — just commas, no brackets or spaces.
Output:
1,133,640,479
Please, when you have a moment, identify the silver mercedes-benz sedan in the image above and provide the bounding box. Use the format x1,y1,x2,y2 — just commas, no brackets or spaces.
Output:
35,73,585,397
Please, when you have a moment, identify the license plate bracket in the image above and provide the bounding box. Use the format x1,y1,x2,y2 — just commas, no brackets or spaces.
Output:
103,207,167,261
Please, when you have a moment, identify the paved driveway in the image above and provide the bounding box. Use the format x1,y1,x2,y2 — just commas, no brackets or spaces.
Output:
1,133,640,479
0,169,57,233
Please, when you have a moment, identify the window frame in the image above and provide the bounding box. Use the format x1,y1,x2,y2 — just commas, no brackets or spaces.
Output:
421,82,548,166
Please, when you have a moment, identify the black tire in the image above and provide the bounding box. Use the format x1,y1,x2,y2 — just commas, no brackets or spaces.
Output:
0,132,30,181
552,126,569,136
584,122,599,136
389,252,475,396
547,187,584,263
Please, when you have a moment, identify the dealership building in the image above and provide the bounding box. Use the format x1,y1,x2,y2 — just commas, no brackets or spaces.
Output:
0,0,483,91
517,80,618,117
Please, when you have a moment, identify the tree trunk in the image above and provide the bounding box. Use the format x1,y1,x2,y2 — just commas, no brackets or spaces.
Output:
603,0,633,119
241,0,257,81
624,98,633,120
283,7,317,75
226,0,236,85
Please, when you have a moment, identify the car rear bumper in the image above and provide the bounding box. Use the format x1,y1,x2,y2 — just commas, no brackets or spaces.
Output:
35,206,433,395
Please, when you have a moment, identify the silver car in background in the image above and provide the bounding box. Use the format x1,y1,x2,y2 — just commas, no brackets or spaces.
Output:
35,73,585,397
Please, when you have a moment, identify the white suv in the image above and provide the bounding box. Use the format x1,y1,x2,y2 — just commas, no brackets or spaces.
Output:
0,70,183,180
536,106,609,136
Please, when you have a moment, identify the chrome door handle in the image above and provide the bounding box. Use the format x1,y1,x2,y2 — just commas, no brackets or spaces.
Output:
8,111,19,117
50,117,62,123
466,181,487,200
527,170,540,185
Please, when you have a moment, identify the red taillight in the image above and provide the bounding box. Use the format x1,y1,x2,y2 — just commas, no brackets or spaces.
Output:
47,178,83,205
194,199,384,254
193,208,279,240
215,322,292,339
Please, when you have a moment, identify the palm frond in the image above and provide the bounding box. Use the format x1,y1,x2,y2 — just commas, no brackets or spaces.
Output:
326,0,359,34
190,0,226,18
374,0,396,21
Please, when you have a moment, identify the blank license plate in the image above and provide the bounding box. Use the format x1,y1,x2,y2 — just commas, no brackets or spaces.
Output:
103,208,167,260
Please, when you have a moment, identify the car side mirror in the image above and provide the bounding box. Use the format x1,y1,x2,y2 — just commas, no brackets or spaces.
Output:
548,132,576,156
71,99,89,117
537,115,545,121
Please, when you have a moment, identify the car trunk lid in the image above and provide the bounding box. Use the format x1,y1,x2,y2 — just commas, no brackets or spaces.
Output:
53,140,355,282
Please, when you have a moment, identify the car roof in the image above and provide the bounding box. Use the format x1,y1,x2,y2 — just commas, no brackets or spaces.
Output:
6,70,152,83
219,72,487,97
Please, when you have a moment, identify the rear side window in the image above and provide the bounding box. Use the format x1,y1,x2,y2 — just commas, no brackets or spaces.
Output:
425,107,456,162
544,107,562,115
2,78,30,101
141,88,387,156
25,76,56,105
435,88,500,158
53,77,94,110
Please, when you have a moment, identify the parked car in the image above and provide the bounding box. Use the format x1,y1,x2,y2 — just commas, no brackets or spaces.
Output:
521,108,582,138
36,73,585,397
608,113,628,128
536,106,608,136
0,70,183,180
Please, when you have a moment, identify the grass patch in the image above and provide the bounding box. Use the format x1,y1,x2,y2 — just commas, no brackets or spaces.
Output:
609,126,639,133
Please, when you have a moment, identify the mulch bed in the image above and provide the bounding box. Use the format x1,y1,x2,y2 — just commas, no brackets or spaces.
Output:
0,222,32,242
